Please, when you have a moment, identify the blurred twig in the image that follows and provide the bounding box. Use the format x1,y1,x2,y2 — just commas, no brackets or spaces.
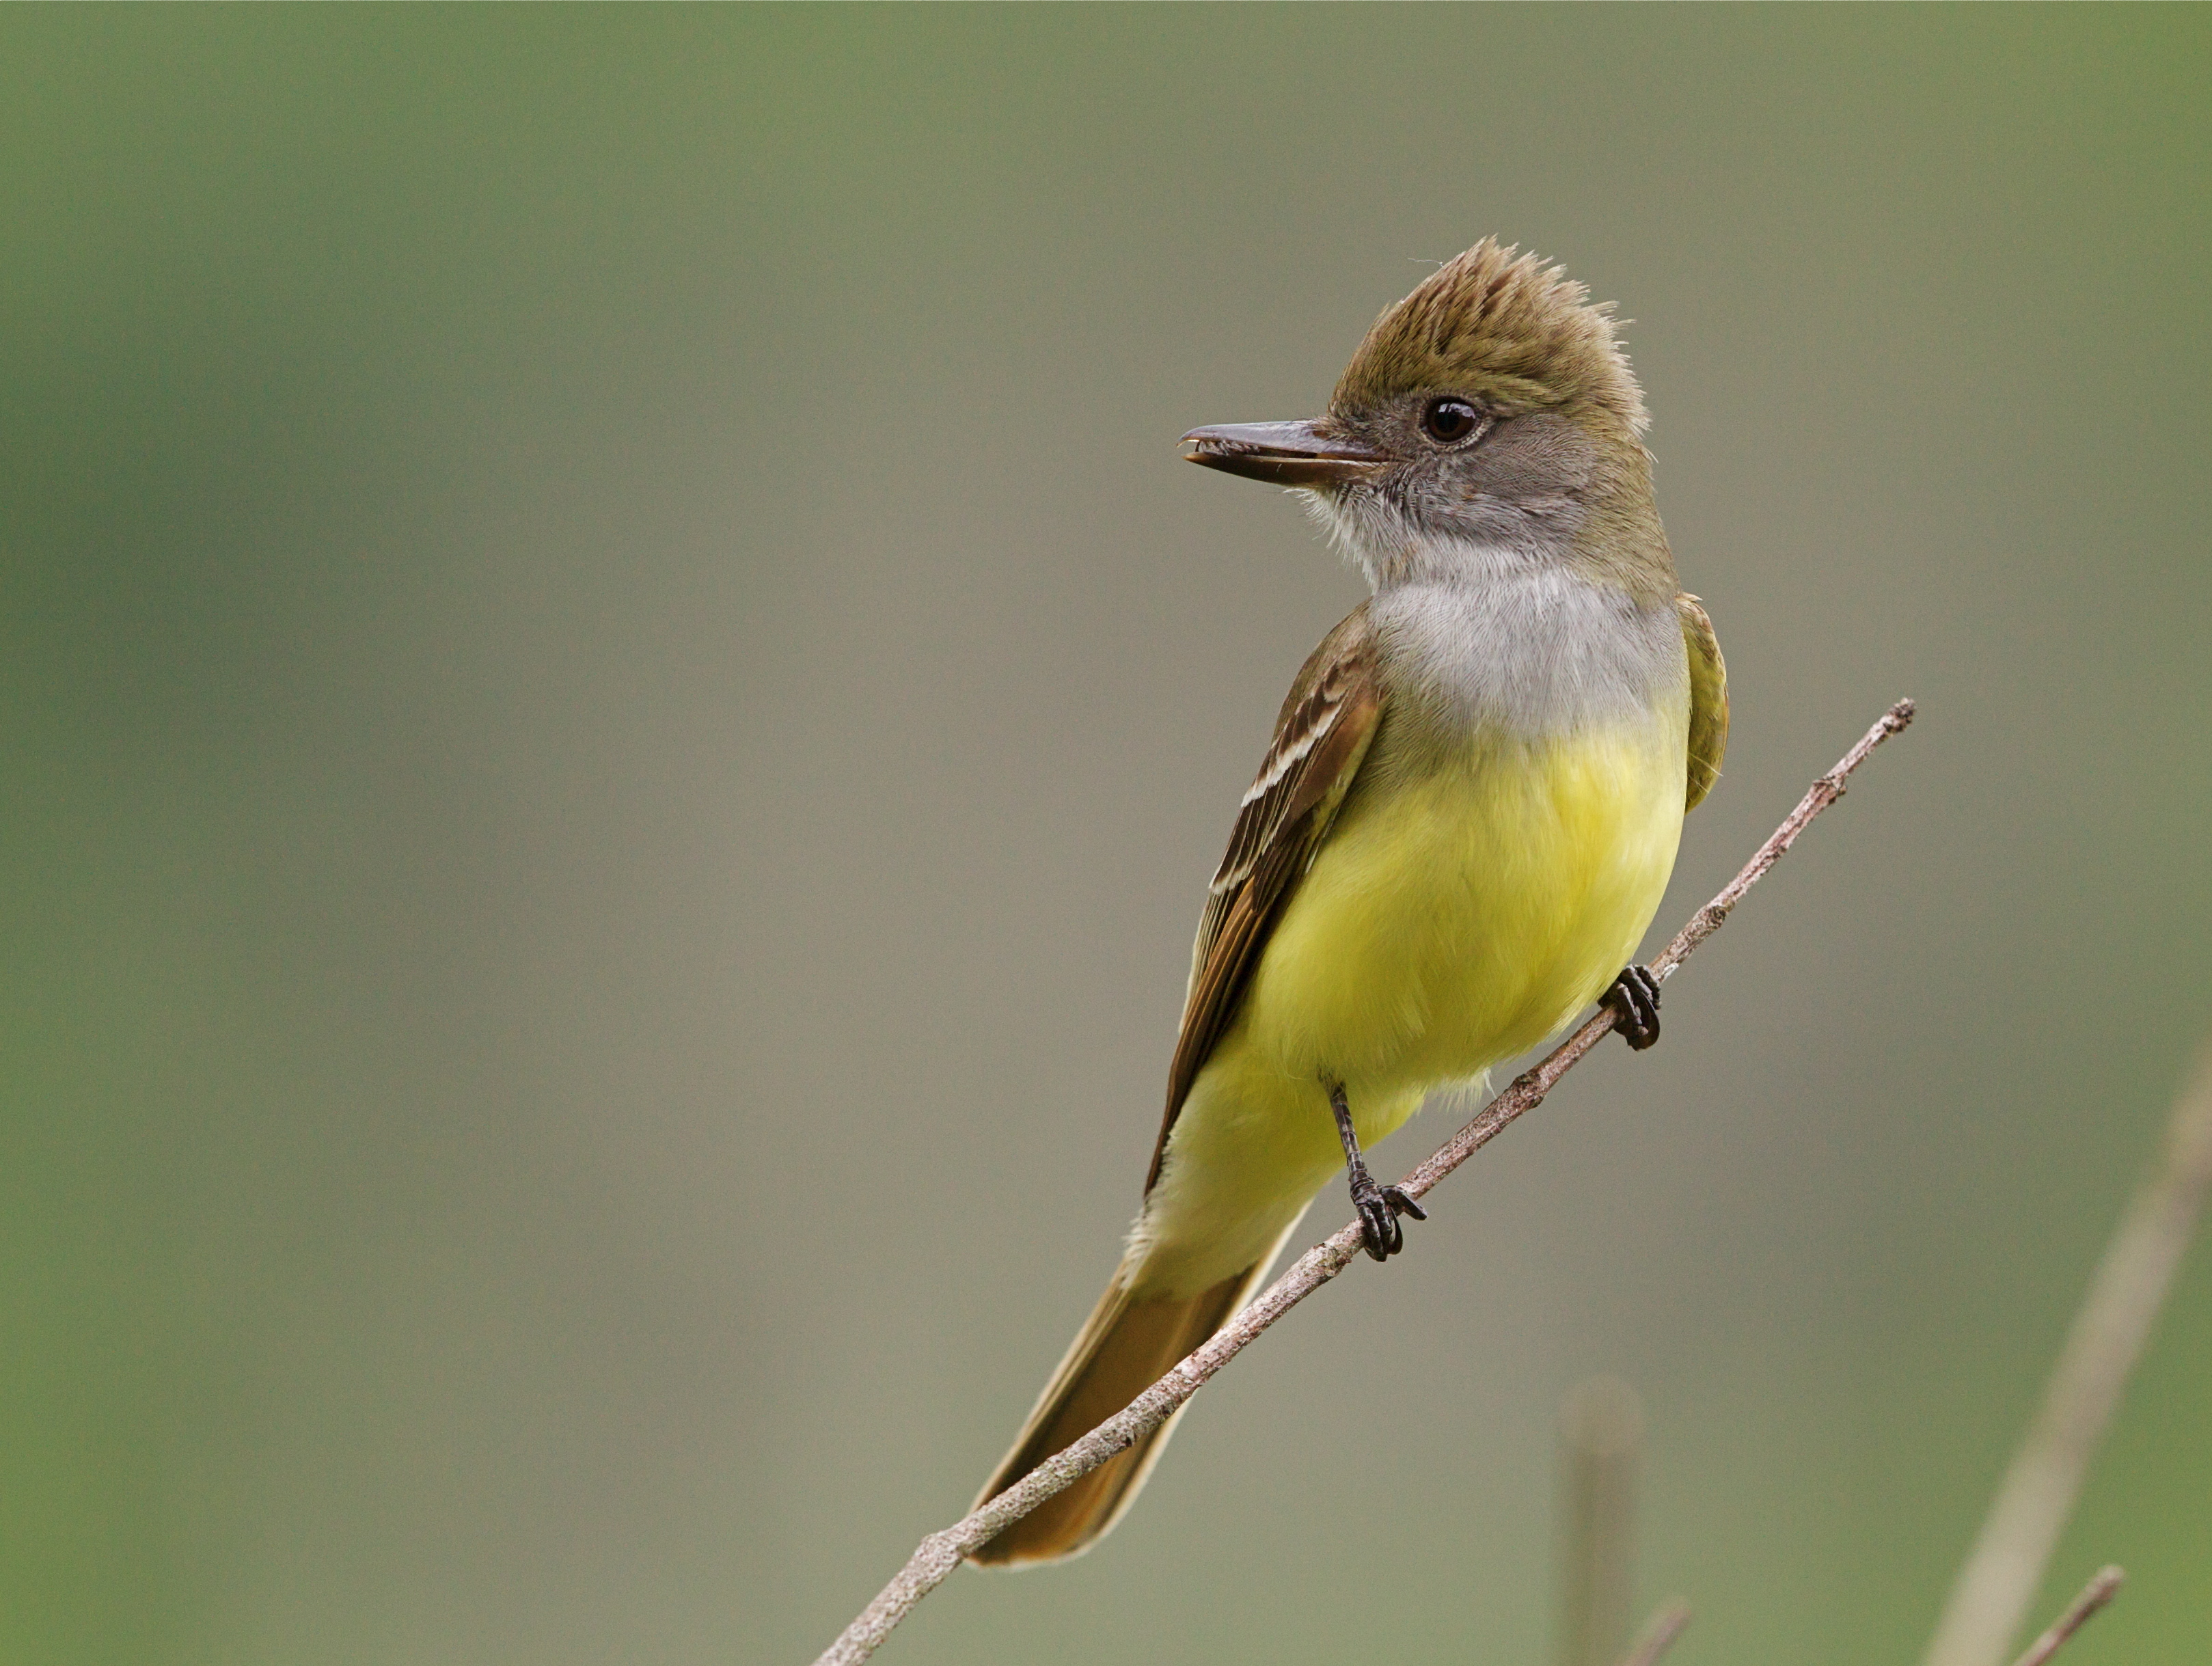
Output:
1923,1047,2212,1666
1615,1601,1693,1666
2007,1567,2123,1666
810,700,1915,1666
1557,1378,1644,1666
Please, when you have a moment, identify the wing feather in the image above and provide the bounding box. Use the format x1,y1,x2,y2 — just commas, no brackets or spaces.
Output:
1678,593,1729,811
1143,605,1384,1192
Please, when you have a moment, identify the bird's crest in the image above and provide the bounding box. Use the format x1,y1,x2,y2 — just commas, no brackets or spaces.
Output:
1331,239,1646,435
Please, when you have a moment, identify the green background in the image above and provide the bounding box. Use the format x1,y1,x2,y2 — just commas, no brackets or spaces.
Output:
4,9,2207,1664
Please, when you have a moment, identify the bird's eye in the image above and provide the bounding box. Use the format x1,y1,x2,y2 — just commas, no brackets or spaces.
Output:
1420,397,1484,446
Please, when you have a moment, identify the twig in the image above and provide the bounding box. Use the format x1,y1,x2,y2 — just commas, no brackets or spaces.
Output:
2008,1566,2123,1666
1557,1377,1644,1666
811,699,1915,1666
1615,1600,1693,1666
1923,1046,2212,1666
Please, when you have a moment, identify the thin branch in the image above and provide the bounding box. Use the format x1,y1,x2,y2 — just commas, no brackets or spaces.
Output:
1615,1600,1693,1666
812,699,1915,1666
2008,1566,2123,1666
1557,1377,1644,1666
1923,1045,2212,1666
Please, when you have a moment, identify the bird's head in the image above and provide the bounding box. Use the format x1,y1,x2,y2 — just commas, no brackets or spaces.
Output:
1184,239,1667,594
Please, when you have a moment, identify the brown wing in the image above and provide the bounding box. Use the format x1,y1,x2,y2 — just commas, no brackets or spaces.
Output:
1678,593,1729,811
1143,605,1385,1192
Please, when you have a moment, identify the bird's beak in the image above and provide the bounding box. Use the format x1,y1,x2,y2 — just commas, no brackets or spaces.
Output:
1180,420,1389,489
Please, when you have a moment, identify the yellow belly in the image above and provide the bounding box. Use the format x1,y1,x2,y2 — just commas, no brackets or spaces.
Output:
1134,716,1687,1295
1252,718,1687,1096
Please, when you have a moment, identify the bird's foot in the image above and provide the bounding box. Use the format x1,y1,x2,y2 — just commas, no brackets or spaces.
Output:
1602,964,1662,1051
1349,1169,1427,1262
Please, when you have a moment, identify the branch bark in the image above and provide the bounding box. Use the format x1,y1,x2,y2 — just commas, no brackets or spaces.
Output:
2008,1566,2123,1666
1923,1043,2212,1666
812,699,1916,1666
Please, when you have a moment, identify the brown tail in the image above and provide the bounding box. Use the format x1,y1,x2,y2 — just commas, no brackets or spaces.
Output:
968,1254,1277,1568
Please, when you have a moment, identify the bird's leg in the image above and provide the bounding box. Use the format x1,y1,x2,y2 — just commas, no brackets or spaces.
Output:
1328,1082,1426,1262
1602,964,1662,1050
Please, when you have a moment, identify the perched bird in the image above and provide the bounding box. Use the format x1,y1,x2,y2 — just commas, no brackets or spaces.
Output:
972,240,1728,1566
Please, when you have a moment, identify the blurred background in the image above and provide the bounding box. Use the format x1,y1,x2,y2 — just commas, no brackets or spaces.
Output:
3,10,2208,1665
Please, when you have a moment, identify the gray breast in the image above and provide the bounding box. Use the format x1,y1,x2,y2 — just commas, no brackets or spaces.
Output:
1369,569,1686,744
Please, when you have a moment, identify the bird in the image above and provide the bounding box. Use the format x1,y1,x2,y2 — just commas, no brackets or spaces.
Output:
970,239,1728,1567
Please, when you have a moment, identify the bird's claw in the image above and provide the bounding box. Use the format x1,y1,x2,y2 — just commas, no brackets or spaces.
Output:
1602,964,1662,1050
1382,1185,1426,1222
1351,1174,1425,1261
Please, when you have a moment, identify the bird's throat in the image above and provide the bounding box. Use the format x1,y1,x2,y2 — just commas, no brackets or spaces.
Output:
1368,568,1689,744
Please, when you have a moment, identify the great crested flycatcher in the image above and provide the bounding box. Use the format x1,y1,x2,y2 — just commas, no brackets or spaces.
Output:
972,239,1728,1566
